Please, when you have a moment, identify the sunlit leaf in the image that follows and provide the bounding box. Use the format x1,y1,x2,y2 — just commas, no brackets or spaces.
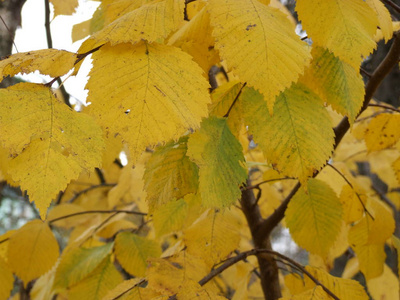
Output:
0,257,13,300
364,113,400,151
86,42,210,162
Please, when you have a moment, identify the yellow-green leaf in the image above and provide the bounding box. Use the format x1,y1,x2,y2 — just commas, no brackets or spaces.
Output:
209,0,311,111
114,232,161,277
53,243,114,291
241,85,334,182
304,47,365,124
144,137,198,212
86,42,210,162
8,220,59,284
0,257,13,300
0,83,104,218
296,0,378,68
0,49,77,81
184,209,241,266
353,243,386,280
187,117,247,208
68,255,123,300
86,0,184,47
364,113,400,151
152,198,188,236
285,178,343,258
280,286,330,300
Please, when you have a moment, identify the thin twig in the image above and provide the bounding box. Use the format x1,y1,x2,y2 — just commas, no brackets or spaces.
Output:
244,177,296,191
48,209,147,224
368,103,400,113
44,0,71,106
110,279,147,300
196,249,339,300
223,82,247,118
326,163,374,220
67,183,116,203
360,67,372,78
0,15,18,52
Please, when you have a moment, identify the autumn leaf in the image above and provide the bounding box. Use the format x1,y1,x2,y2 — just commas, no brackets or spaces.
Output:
86,42,210,162
114,232,161,277
0,83,104,218
7,220,59,284
209,0,311,111
285,178,343,258
144,136,198,212
296,0,378,68
241,85,334,182
364,113,400,151
0,49,77,81
187,117,247,208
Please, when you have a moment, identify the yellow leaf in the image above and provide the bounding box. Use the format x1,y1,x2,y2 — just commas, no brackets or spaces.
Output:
241,85,334,182
0,230,14,260
353,243,386,280
284,273,308,296
72,19,91,42
364,113,400,151
187,117,247,208
0,83,104,218
8,220,59,284
86,42,210,162
304,266,368,300
367,264,399,300
366,0,393,42
86,0,184,47
114,232,161,277
144,137,198,212
50,0,78,16
108,161,147,209
68,255,123,300
209,0,311,111
285,178,343,257
0,49,76,81
102,278,145,300
168,5,219,73
184,209,241,266
339,185,366,224
303,47,365,124
53,243,114,291
153,198,188,236
296,0,378,68
0,257,13,300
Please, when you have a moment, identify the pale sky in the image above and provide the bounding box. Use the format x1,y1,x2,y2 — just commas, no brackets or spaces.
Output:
13,0,100,104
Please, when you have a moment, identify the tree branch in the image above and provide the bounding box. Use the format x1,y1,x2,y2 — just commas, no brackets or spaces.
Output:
256,30,400,240
67,183,116,203
368,103,400,113
48,209,147,224
381,0,400,14
223,82,246,118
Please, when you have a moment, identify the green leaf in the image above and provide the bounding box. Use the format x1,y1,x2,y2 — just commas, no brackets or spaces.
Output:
152,198,188,237
241,84,334,182
114,232,161,277
285,178,343,257
53,243,114,291
187,116,247,208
